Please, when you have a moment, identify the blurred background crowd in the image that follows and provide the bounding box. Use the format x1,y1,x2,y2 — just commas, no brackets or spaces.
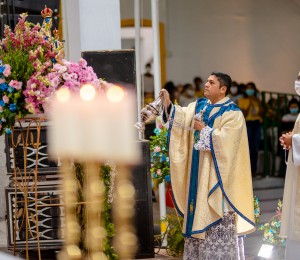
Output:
143,64,300,179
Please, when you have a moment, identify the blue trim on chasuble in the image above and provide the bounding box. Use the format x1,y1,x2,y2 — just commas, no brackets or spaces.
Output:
185,99,208,236
184,99,252,236
208,106,255,227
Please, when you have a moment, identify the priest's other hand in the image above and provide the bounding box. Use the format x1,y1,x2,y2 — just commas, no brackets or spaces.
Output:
279,132,292,150
160,89,171,108
194,119,206,131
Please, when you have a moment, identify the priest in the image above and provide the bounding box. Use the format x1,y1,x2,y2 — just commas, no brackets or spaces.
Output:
279,76,300,259
160,72,255,259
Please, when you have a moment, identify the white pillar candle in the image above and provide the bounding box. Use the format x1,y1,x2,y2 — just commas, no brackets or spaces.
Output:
48,85,139,163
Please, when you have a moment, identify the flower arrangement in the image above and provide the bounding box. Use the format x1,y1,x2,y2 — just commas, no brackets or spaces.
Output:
254,195,261,223
259,200,286,247
24,58,100,114
149,121,170,184
0,10,103,135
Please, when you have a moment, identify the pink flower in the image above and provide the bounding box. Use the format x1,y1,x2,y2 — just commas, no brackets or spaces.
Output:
50,77,60,87
3,95,9,104
0,78,5,84
62,72,72,81
67,63,80,73
9,80,22,90
154,146,161,152
0,106,3,112
78,58,87,68
3,64,11,77
156,169,162,175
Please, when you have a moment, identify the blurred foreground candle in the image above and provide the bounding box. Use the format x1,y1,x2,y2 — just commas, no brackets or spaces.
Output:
48,84,140,260
48,84,139,163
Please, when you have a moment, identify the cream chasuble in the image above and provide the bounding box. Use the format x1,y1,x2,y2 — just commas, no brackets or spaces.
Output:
167,97,255,239
280,114,300,241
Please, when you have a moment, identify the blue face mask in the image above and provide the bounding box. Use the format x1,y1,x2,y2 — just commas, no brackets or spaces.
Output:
290,108,299,114
245,89,255,96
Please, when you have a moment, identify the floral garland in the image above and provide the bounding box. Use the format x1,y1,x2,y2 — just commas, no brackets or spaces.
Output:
149,120,170,184
254,195,261,223
259,200,286,247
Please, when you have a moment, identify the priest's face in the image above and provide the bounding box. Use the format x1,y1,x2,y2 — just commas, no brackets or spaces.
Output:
204,75,227,104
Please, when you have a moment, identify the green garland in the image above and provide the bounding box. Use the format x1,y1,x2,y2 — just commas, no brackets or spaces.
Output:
74,162,118,259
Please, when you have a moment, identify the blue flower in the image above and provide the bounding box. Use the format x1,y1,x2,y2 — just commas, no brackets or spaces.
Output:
0,100,5,107
0,83,8,91
153,128,161,135
5,128,12,135
0,65,5,74
153,173,157,178
160,154,167,162
165,175,170,183
7,86,14,93
9,103,17,112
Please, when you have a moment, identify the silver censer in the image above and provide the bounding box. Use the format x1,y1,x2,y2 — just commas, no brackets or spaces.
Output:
135,96,163,133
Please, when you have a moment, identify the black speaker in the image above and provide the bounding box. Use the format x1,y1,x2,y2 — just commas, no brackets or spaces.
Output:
132,140,154,258
81,50,136,91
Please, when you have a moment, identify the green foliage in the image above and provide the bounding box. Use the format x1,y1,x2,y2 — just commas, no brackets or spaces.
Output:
160,214,184,257
258,200,286,247
254,195,261,223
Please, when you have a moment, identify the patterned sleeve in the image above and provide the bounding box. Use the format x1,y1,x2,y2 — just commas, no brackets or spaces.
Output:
194,126,213,151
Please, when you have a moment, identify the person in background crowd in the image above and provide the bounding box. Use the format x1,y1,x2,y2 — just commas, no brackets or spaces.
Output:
194,76,204,98
178,83,197,107
282,98,300,132
229,81,244,104
143,63,154,105
238,82,263,177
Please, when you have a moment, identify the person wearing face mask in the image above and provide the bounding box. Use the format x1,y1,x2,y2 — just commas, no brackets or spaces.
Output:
237,82,263,177
279,74,300,259
282,98,300,131
178,83,197,107
229,81,243,104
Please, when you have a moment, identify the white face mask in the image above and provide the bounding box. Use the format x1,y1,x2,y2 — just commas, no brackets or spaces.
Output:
295,80,300,96
231,86,238,95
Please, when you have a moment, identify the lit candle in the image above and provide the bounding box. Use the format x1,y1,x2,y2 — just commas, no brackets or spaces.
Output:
48,85,139,163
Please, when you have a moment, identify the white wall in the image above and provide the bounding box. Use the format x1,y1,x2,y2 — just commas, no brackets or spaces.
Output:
63,0,121,61
121,0,300,93
166,0,300,93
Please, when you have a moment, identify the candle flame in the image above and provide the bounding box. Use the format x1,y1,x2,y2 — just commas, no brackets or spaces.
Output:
56,88,71,103
106,85,125,103
80,84,96,101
